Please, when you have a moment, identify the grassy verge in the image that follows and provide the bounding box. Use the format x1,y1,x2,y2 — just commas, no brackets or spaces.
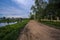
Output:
0,20,29,40
40,21,60,29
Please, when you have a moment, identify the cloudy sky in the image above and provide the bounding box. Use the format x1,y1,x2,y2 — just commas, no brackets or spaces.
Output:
0,0,34,18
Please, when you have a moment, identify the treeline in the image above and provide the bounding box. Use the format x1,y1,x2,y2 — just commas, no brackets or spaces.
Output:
30,0,60,21
0,17,23,23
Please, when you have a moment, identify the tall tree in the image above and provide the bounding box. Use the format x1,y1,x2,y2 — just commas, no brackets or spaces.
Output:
31,0,47,21
45,0,60,20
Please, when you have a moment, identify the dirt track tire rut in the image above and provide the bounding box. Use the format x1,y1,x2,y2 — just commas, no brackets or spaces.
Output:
17,20,60,40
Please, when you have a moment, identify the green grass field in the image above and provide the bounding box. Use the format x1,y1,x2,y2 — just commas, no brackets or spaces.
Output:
0,20,29,40
41,21,60,29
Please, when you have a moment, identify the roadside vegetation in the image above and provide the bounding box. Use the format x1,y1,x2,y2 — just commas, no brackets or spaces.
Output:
0,19,29,40
41,20,60,29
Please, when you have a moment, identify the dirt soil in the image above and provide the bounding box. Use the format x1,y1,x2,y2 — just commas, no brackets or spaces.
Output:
17,20,60,40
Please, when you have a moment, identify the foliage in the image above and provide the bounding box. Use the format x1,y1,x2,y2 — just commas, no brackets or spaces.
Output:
44,0,60,20
41,21,60,29
31,0,47,21
29,12,34,20
0,20,29,40
30,0,60,21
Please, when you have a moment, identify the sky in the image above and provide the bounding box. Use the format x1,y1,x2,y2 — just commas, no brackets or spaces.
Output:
0,0,34,18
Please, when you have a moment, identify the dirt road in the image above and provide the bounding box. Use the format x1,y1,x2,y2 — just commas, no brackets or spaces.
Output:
17,20,60,40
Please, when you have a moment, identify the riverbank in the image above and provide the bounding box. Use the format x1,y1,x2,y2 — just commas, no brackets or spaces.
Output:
0,22,17,27
0,20,29,40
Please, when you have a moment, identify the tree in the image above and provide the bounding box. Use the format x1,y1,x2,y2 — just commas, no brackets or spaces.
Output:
45,0,60,20
31,0,47,21
7,18,10,24
3,17,6,20
29,12,34,20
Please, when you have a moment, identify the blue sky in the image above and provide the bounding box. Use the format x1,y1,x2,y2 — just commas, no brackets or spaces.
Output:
0,0,34,18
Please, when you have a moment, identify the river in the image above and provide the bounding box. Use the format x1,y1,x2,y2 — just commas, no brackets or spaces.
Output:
0,22,17,27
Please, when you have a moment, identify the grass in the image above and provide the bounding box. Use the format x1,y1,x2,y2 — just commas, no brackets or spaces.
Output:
41,21,60,29
0,20,29,40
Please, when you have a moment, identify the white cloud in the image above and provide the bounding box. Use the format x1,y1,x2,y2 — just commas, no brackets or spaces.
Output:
12,0,33,5
12,0,27,5
0,0,34,18
12,0,34,8
0,6,29,18
7,14,29,18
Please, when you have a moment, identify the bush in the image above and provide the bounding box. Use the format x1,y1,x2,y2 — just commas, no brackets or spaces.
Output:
0,20,29,40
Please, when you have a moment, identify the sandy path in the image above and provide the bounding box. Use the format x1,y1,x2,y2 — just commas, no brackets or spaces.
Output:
17,20,60,40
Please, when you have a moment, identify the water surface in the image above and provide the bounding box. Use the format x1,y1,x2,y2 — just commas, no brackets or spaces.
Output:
0,22,17,27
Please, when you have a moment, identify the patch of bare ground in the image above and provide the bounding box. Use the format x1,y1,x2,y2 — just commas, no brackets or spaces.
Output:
17,20,60,40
